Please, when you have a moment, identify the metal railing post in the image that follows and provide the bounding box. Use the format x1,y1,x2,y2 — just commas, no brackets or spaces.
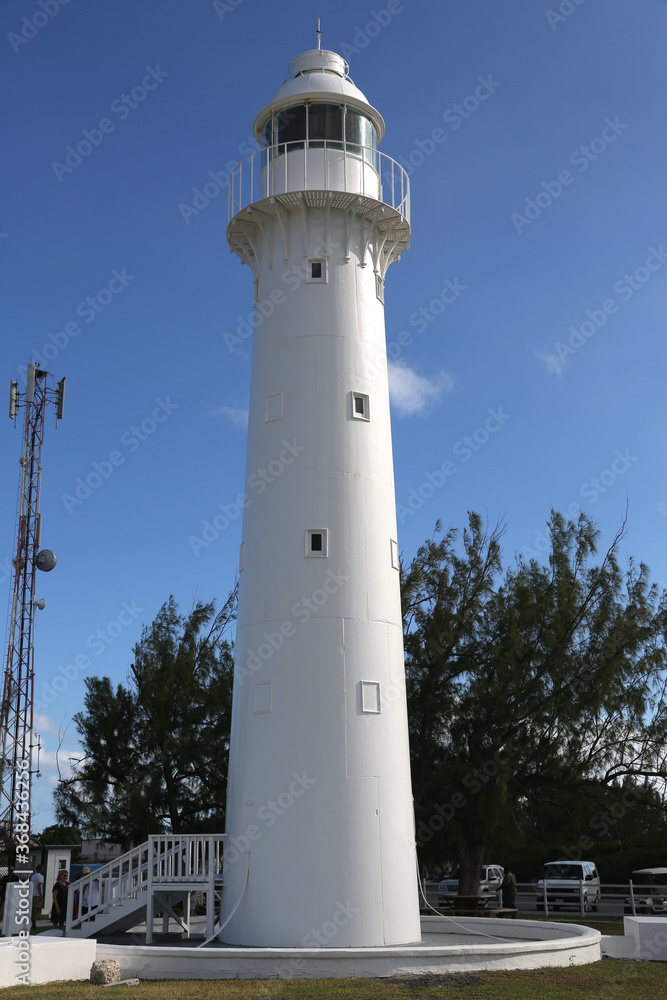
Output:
228,144,410,228
206,835,215,941
65,874,74,934
146,835,154,944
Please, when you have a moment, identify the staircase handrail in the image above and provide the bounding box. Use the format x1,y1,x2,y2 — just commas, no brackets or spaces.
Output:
66,840,150,932
66,833,226,934
150,833,225,882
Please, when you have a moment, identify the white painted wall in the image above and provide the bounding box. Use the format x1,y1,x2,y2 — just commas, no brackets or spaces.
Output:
96,918,601,981
601,915,667,961
0,937,96,988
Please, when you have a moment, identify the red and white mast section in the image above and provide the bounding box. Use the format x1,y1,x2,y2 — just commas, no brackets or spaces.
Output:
0,363,64,854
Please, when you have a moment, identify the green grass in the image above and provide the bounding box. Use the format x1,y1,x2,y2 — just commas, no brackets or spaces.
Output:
3,963,667,1000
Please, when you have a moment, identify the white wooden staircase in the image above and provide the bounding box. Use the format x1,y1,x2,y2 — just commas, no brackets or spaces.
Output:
66,834,225,943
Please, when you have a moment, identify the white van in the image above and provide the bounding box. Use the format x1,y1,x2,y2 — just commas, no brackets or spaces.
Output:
536,860,601,912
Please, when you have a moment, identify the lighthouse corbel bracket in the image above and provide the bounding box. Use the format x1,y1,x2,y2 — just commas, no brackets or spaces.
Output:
227,190,409,279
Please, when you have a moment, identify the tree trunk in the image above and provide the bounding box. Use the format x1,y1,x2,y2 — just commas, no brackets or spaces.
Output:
457,842,485,898
162,754,182,833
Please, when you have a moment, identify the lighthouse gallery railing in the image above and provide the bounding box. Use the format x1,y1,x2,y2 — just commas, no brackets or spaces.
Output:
228,141,410,224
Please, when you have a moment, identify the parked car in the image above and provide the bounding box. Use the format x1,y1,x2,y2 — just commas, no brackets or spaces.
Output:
625,868,667,914
438,865,504,905
536,860,600,912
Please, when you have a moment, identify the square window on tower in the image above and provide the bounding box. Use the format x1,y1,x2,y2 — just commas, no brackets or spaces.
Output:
306,528,328,557
351,392,370,421
265,393,283,422
306,258,327,283
390,538,400,570
360,681,381,714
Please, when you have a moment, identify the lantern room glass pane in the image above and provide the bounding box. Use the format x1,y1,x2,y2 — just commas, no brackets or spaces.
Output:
260,117,273,148
309,103,344,149
275,105,307,149
261,103,379,165
345,110,377,164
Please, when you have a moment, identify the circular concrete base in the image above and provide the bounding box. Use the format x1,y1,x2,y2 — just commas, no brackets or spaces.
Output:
95,916,601,980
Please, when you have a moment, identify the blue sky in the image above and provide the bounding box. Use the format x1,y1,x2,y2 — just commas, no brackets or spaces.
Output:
1,0,665,830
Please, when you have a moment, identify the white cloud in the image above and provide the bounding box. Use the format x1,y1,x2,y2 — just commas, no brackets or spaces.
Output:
213,405,249,428
538,352,566,377
34,712,66,739
388,361,453,416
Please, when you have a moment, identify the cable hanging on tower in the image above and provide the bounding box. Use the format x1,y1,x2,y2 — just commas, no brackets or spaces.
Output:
0,363,65,865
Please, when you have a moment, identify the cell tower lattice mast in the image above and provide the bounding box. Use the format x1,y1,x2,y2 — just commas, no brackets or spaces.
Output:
0,364,64,850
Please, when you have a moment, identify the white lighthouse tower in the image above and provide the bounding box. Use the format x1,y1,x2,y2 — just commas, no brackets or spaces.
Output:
221,39,420,948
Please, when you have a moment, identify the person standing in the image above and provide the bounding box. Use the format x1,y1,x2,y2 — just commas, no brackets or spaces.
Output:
501,868,518,911
29,863,44,932
50,871,68,932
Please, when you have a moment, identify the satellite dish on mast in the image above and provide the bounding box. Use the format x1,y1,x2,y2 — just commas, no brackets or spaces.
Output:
35,549,57,572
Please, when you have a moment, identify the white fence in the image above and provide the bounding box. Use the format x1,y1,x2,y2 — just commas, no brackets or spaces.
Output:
421,879,666,917
228,141,410,223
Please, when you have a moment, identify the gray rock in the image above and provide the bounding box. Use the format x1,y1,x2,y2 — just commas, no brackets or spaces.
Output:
90,959,121,984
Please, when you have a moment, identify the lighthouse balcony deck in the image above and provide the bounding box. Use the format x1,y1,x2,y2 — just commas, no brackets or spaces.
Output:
228,141,410,223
